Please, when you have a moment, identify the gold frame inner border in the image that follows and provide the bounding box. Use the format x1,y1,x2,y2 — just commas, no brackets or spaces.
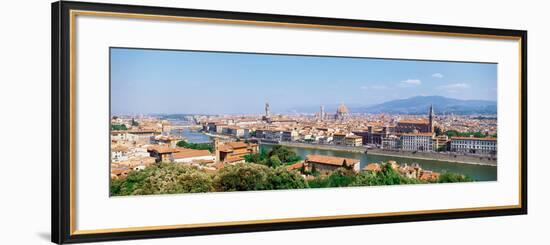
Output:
68,9,523,235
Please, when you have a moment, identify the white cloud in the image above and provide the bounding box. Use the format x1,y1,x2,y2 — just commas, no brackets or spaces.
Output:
432,73,444,78
398,79,421,87
437,83,470,93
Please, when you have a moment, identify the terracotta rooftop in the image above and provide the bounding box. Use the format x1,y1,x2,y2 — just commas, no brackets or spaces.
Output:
286,161,304,171
226,141,248,148
305,154,360,167
111,145,129,152
218,142,257,152
398,119,429,124
363,163,381,172
224,155,244,163
172,149,213,159
147,146,177,154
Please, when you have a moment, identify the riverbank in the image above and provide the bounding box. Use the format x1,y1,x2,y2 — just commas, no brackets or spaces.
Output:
202,132,232,140
262,141,366,153
261,141,497,166
367,149,497,166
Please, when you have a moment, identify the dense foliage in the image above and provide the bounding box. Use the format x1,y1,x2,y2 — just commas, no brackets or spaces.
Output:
437,172,473,183
445,130,491,138
110,163,308,196
243,146,302,168
111,124,128,131
110,164,213,196
111,152,474,196
308,164,425,188
176,140,213,152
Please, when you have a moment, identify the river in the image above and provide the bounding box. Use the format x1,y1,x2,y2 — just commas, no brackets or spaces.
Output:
173,128,212,144
171,128,496,181
261,144,497,181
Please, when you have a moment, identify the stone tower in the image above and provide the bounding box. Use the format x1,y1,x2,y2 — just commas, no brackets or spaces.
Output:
428,104,434,132
265,102,271,118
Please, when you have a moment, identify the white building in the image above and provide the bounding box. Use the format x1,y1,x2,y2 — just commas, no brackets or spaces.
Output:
450,137,497,156
381,134,400,150
400,133,435,151
111,145,129,162
223,126,248,138
282,130,299,141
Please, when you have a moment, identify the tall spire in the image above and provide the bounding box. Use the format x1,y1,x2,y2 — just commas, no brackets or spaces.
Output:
265,102,271,118
429,104,434,132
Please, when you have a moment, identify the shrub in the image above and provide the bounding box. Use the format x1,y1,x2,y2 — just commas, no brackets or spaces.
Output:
213,163,272,191
268,167,308,189
438,172,473,183
132,164,214,195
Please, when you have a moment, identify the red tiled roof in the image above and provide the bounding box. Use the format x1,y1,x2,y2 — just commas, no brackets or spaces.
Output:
172,149,212,159
363,163,381,172
398,119,429,124
286,162,304,171
306,154,360,167
111,145,129,152
226,141,248,149
147,146,176,154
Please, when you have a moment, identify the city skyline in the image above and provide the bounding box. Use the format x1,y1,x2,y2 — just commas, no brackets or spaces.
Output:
111,48,497,115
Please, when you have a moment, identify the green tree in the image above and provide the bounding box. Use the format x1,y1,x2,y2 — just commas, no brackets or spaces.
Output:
176,140,213,152
268,145,301,163
307,176,330,188
434,126,443,136
350,163,424,187
135,171,211,195
438,172,473,183
115,164,214,195
244,146,301,167
327,168,357,187
213,163,272,191
267,167,308,189
110,168,150,196
111,124,128,131
267,155,282,168
445,130,488,138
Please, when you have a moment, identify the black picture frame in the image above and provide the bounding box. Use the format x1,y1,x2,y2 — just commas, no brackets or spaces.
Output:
52,1,527,244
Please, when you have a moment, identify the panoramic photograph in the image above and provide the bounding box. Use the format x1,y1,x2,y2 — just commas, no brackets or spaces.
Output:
109,47,497,196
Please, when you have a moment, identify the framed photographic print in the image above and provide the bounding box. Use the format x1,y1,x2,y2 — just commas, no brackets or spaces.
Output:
52,1,527,244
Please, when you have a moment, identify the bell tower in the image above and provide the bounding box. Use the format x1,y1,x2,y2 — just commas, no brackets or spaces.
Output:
265,102,271,118
428,104,434,132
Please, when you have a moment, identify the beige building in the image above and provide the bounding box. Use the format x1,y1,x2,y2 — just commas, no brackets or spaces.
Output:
215,141,259,164
305,154,360,174
332,133,347,145
344,135,363,146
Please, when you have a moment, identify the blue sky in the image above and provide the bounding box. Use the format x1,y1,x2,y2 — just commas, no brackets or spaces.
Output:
111,48,497,114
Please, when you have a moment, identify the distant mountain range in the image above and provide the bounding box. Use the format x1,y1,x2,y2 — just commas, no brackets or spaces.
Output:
354,96,496,115
286,96,496,115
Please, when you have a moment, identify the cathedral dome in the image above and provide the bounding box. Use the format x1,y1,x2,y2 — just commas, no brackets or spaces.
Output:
337,103,349,114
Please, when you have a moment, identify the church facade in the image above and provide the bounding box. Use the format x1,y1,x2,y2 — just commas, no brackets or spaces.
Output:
395,105,435,133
